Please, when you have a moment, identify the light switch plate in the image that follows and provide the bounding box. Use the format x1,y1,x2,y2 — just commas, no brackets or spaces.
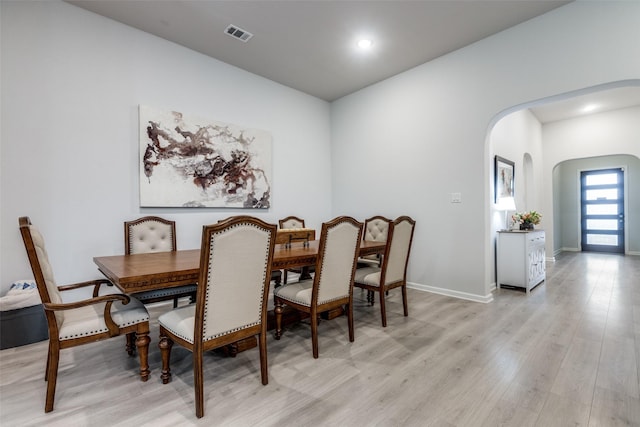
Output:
451,193,462,203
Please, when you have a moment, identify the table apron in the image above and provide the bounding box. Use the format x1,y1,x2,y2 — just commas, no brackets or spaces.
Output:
105,273,199,294
272,256,316,270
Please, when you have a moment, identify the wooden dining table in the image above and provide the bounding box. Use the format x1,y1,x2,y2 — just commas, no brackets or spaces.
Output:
94,239,386,295
94,239,385,355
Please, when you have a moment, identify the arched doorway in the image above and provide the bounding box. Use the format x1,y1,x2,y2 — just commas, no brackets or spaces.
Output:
488,80,640,289
552,155,639,255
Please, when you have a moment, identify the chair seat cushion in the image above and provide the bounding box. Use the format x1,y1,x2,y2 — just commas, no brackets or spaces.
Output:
273,279,313,307
357,257,380,268
354,267,381,287
158,305,196,343
59,297,149,341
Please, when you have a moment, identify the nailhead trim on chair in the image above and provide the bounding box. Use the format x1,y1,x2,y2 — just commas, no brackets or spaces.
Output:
204,322,259,342
275,279,350,307
200,221,270,341
159,308,260,343
59,305,150,340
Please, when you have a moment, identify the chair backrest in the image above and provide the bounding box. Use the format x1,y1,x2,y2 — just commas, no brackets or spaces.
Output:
312,216,363,305
19,217,64,326
279,216,305,229
381,216,416,285
362,215,391,242
363,216,391,243
195,216,277,343
124,216,176,255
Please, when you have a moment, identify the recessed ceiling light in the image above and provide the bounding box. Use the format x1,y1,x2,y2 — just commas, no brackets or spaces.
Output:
582,103,598,113
357,39,373,49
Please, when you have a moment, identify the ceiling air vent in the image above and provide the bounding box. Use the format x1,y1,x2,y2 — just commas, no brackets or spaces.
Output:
224,25,253,42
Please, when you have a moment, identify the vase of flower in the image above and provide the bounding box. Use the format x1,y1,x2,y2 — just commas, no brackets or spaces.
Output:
512,210,541,231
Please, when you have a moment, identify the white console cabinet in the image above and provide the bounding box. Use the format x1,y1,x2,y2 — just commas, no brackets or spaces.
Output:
497,230,545,294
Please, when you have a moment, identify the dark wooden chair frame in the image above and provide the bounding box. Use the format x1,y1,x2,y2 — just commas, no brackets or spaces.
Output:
358,215,391,302
354,216,416,327
360,215,391,265
19,217,150,413
124,216,197,307
158,216,277,418
278,215,306,229
278,216,310,284
274,216,363,358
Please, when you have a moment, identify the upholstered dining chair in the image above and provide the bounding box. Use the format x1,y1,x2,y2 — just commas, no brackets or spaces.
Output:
278,215,310,284
124,216,197,308
354,216,416,327
157,216,277,418
274,216,363,358
18,217,151,413
279,215,305,230
358,215,391,268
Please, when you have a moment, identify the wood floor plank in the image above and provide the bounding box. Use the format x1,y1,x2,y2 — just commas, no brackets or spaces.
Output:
480,398,539,427
588,385,640,427
550,337,600,405
535,392,591,427
596,335,639,399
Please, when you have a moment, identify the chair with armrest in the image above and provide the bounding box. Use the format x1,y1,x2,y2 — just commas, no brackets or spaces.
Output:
158,216,277,418
354,216,416,327
19,216,150,413
278,216,312,284
274,216,363,358
124,216,197,307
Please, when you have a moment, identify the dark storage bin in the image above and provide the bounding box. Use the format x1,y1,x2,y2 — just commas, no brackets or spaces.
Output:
0,304,48,349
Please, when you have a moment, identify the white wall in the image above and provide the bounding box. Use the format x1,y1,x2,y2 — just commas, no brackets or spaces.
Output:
490,110,543,221
542,106,640,255
0,1,332,294
331,1,640,301
488,109,543,287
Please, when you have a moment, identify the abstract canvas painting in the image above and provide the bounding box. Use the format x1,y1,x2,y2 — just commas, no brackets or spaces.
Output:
139,105,272,208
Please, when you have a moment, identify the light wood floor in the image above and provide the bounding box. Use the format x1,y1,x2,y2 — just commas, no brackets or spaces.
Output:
1,252,639,426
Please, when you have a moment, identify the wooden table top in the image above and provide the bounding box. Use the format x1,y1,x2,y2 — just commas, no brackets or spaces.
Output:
94,240,385,294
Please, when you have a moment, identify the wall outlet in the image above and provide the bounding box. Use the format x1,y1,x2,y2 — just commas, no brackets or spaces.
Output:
451,193,462,203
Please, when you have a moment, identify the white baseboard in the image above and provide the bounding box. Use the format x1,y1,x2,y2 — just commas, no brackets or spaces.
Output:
557,247,640,256
408,249,640,303
407,282,493,304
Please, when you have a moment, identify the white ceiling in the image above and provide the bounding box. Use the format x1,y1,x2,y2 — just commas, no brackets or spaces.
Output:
67,0,640,122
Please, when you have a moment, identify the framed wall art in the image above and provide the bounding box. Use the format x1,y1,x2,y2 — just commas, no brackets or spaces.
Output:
139,105,272,208
494,155,514,203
